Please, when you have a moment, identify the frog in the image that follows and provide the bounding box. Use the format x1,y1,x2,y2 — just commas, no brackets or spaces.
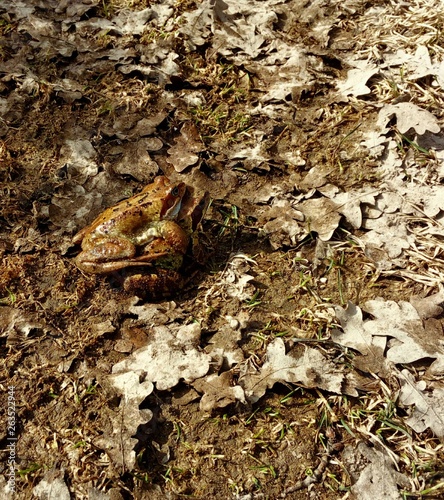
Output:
72,176,187,274
122,186,210,298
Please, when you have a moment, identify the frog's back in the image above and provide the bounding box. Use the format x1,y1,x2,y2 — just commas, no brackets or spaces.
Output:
94,196,163,236
73,193,150,242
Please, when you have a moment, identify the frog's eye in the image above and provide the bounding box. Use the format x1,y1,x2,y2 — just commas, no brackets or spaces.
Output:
172,187,180,197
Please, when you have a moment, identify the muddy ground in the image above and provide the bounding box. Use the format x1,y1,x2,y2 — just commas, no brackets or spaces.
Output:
1,0,444,499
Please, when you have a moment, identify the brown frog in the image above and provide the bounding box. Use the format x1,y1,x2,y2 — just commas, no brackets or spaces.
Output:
72,176,187,274
73,176,210,297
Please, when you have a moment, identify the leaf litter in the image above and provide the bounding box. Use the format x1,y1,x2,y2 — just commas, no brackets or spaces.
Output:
1,0,444,498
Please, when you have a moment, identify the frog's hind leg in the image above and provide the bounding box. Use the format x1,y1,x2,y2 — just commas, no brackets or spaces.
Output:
123,269,185,298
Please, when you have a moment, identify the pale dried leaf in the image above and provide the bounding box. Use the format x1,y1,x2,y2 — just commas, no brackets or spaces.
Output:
113,8,153,35
50,184,103,233
13,227,45,253
364,298,444,365
239,338,357,403
92,320,115,337
178,1,213,49
52,78,83,103
93,404,152,471
383,48,414,67
378,139,404,178
105,323,210,471
110,372,154,406
333,299,444,375
110,323,211,392
320,185,378,229
60,139,98,182
217,254,256,301
299,166,328,190
336,66,378,97
112,140,160,182
360,128,388,158
230,142,270,166
193,370,246,411
384,45,434,80
33,469,70,500
343,442,409,500
212,0,268,58
332,302,389,376
410,290,444,320
125,298,175,324
299,197,341,241
0,307,54,345
436,60,444,89
377,103,440,135
251,183,284,203
75,8,153,36
398,369,444,437
206,315,247,368
262,214,304,249
259,193,308,248
423,186,444,217
167,122,204,172
406,45,433,80
361,213,412,258
0,0,35,19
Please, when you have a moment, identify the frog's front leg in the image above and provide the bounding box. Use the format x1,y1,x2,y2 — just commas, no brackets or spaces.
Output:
142,221,189,256
137,221,189,270
75,236,139,274
75,235,175,273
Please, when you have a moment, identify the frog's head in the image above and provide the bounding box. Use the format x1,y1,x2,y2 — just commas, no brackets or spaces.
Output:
178,188,210,233
160,181,187,220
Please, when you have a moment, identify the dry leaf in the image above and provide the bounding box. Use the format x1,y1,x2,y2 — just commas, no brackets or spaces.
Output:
361,212,412,259
364,298,444,366
93,402,152,471
105,323,211,470
378,102,440,135
410,290,444,320
398,369,444,437
111,140,160,182
110,323,211,392
59,139,98,183
332,302,389,376
193,370,246,411
299,197,341,241
0,307,54,346
239,338,359,403
33,469,70,500
336,66,378,97
343,442,409,499
320,185,378,229
167,122,205,172
333,298,444,376
213,254,257,302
